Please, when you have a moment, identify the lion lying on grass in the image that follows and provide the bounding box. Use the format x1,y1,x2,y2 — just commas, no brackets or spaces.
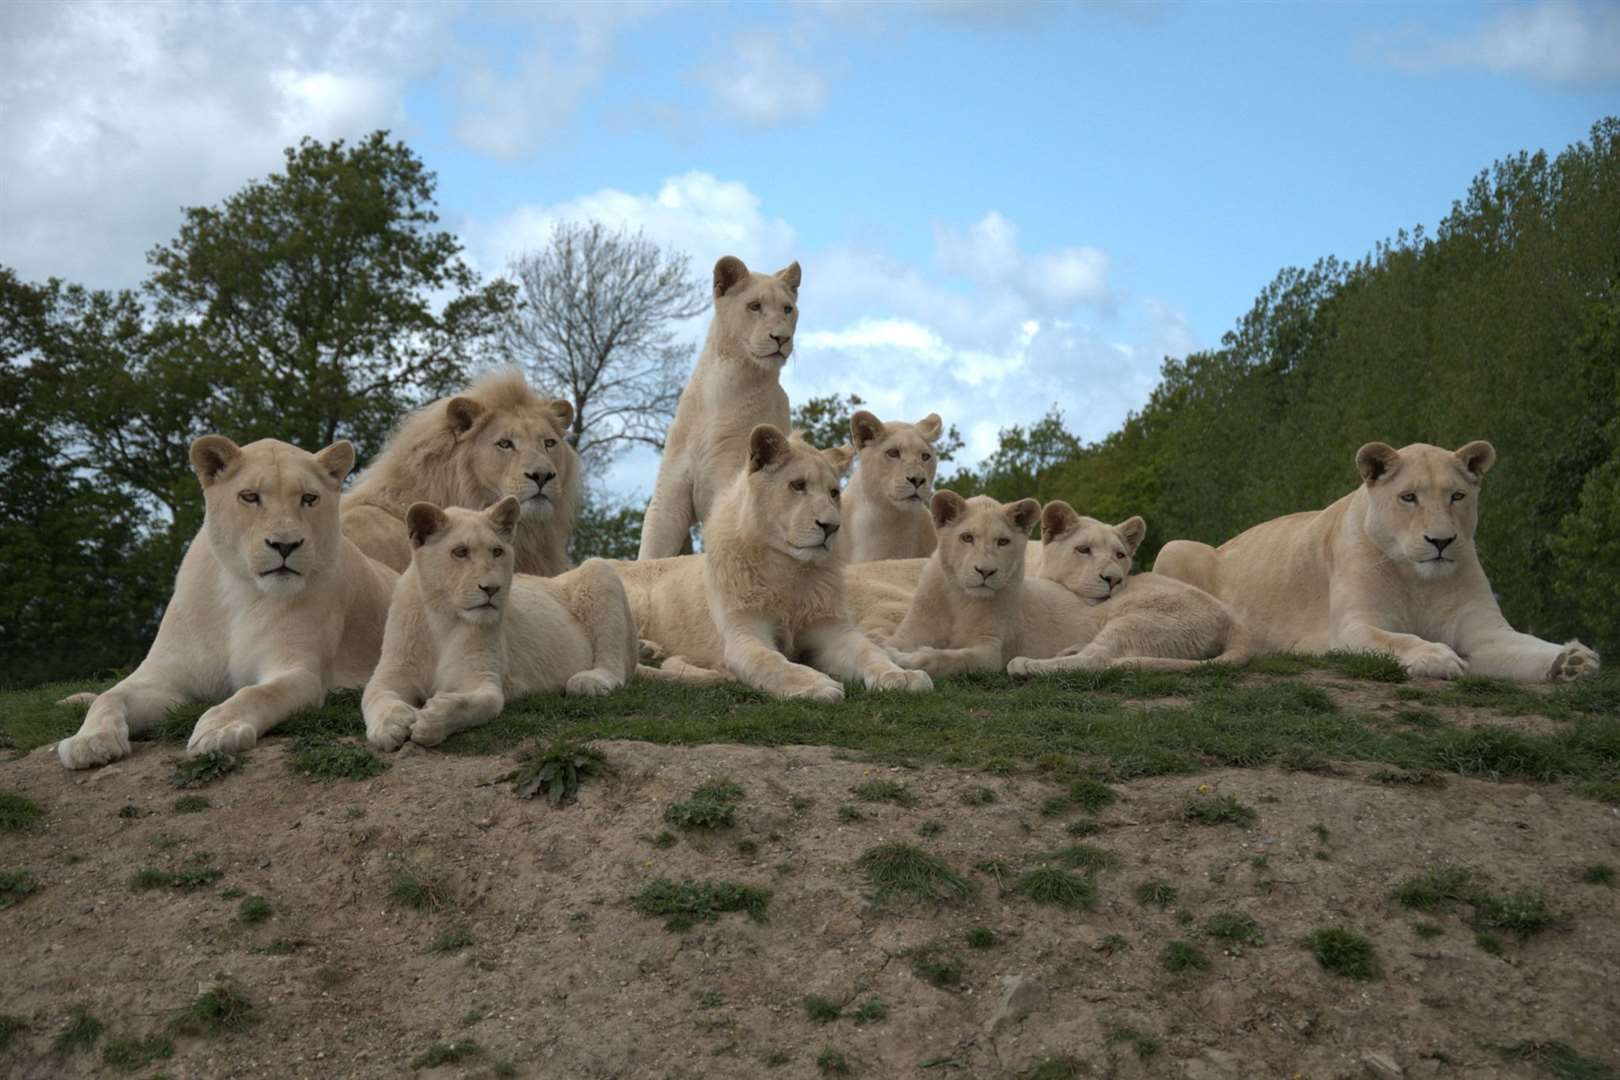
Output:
637,256,800,559
841,409,944,562
618,425,933,701
362,498,648,752
57,436,398,769
1153,441,1601,682
342,368,580,577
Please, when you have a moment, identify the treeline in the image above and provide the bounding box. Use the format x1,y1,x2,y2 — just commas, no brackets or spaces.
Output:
947,117,1620,658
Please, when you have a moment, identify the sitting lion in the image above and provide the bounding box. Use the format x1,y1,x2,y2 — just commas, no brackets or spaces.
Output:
362,498,646,752
1153,440,1601,682
342,368,580,576
841,409,945,562
637,256,800,559
618,425,932,701
57,436,398,769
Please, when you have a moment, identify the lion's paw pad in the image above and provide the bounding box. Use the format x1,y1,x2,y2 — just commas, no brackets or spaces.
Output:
1552,642,1600,682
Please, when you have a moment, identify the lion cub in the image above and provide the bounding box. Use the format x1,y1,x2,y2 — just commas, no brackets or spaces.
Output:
362,498,637,752
841,409,946,562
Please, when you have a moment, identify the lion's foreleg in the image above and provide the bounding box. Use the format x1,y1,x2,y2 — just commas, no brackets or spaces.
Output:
57,668,190,770
721,614,845,702
1462,630,1598,683
637,467,696,560
409,682,505,747
362,673,419,753
187,667,324,756
554,559,637,692
885,641,1002,678
1335,618,1466,680
801,620,933,693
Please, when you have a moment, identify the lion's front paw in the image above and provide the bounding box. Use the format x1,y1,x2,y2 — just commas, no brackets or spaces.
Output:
566,669,620,697
1551,640,1600,682
188,709,258,756
57,692,99,708
1403,641,1468,680
870,668,932,693
786,674,845,704
366,704,416,753
638,639,668,664
1007,656,1041,679
57,726,131,770
409,711,451,747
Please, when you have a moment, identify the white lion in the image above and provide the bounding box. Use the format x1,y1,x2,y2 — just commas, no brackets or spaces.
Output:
637,256,800,559
1153,440,1601,682
342,368,580,577
617,425,933,701
57,436,398,769
841,409,944,562
362,498,647,752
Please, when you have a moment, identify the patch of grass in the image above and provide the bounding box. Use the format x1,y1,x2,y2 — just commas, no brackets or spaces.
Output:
960,786,996,806
1011,866,1097,910
916,819,944,837
816,1047,851,1076
1394,867,1561,937
169,751,238,788
1106,1023,1161,1060
1161,940,1210,973
964,926,997,949
430,925,475,953
629,877,770,932
850,778,918,807
1135,879,1178,908
1476,932,1504,956
650,830,676,849
101,1033,174,1071
1393,708,1447,728
803,995,842,1024
1494,1039,1616,1079
116,804,144,818
1473,890,1561,936
836,804,865,823
170,985,255,1036
1018,1058,1087,1080
412,1040,480,1069
1039,794,1070,817
665,779,744,829
0,869,41,910
388,868,452,913
173,795,210,813
1412,922,1444,939
1576,780,1620,804
1098,933,1129,955
509,738,608,805
1182,793,1257,826
1370,767,1446,787
1066,821,1105,839
254,938,299,955
221,886,245,899
1203,912,1264,946
0,791,43,831
1394,867,1475,911
129,855,223,892
237,895,272,924
851,998,888,1024
856,843,974,904
902,940,964,988
1044,844,1119,874
461,1009,482,1026
1320,649,1408,682
0,1014,26,1052
1579,864,1615,887
1067,778,1117,813
735,837,759,857
288,737,388,782
1300,927,1379,980
764,1048,792,1067
52,1005,103,1055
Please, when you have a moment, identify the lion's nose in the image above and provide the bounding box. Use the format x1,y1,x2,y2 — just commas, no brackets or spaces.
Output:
771,333,791,346
907,475,926,489
266,539,303,559
1425,535,1455,556
480,584,500,598
526,470,556,489
976,566,996,580
817,519,839,537
1100,571,1121,586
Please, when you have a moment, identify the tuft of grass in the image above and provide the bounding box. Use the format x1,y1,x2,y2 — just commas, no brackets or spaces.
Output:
1068,779,1117,813
1395,867,1561,937
1106,1023,1161,1060
1476,932,1504,956
510,738,608,805
237,895,272,924
52,1005,103,1055
1161,940,1210,973
1320,649,1408,682
129,855,223,892
288,738,388,782
1494,1039,1616,1079
836,805,865,823
916,819,944,837
816,1047,851,1076
629,877,771,932
1370,767,1446,787
1300,927,1379,980
116,804,144,818
850,778,918,807
388,868,452,913
1394,867,1475,911
1203,912,1264,946
650,830,676,849
1011,866,1097,910
1579,864,1615,887
412,1040,481,1069
1064,820,1103,838
665,778,744,829
1135,879,1178,908
960,786,996,806
1018,1057,1087,1080
735,838,759,857
1043,844,1119,874
1412,922,1444,939
0,1014,26,1052
0,791,43,831
1182,793,1257,826
856,843,975,904
254,938,299,955
430,925,475,953
169,751,238,788
851,998,888,1025
101,1033,174,1072
803,995,842,1024
902,940,964,988
1039,794,1070,817
0,869,41,910
172,795,210,813
170,984,256,1036
1098,933,1129,955
964,926,997,949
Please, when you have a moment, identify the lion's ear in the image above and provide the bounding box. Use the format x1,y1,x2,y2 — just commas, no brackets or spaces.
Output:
915,413,943,443
748,425,791,472
189,435,242,487
1116,515,1147,555
1455,440,1496,480
822,443,856,475
850,410,885,451
1006,498,1041,535
776,261,801,292
485,495,521,540
931,489,967,531
1040,500,1080,543
714,255,750,298
545,399,575,431
1355,442,1401,486
446,396,485,436
406,502,450,548
313,440,356,486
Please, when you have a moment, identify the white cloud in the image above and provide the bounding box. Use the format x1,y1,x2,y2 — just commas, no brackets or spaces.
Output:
934,212,1112,314
1376,0,1620,86
698,30,829,127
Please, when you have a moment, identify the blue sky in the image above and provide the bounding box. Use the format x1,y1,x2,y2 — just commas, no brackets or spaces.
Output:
3,0,1617,496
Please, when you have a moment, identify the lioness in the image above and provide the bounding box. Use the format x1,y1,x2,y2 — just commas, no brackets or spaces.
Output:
343,368,580,577
637,256,799,559
57,437,398,769
841,410,944,562
362,498,641,752
617,425,933,701
1153,440,1601,682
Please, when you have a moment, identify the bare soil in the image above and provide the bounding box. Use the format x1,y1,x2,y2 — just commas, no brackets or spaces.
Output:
2,729,1618,1079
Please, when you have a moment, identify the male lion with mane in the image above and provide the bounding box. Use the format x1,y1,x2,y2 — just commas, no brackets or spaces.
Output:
342,368,580,576
1153,440,1601,682
57,436,398,769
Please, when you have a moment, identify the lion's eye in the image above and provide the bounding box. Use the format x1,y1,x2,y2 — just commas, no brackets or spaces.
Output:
239,492,259,505
545,438,558,449
886,448,900,459
1078,546,1091,555
301,493,318,507
452,546,469,559
790,479,807,492
496,438,514,450
1450,491,1466,503
784,305,793,314
921,453,931,462
830,489,840,501
996,537,1010,548
1115,551,1126,560
492,547,504,559
1400,493,1418,504
748,301,762,312
960,533,974,544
